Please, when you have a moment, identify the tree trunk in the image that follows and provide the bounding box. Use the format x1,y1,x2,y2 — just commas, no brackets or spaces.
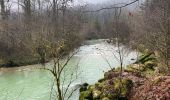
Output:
24,0,31,22
0,0,6,20
56,78,63,100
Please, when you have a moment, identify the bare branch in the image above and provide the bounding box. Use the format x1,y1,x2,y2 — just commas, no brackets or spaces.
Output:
84,0,140,13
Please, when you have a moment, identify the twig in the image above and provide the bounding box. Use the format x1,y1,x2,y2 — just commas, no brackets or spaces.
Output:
84,0,140,13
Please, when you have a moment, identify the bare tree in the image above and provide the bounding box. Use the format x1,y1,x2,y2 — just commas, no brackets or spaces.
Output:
40,41,80,100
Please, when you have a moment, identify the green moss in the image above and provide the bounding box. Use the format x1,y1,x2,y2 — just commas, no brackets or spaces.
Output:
115,67,124,72
126,60,157,75
102,97,110,100
125,65,136,72
92,90,102,99
79,91,92,100
95,82,106,91
144,61,157,70
114,79,121,90
122,79,133,98
123,79,133,87
100,92,116,100
138,53,157,64
143,68,155,76
114,78,133,98
80,78,133,100
88,85,95,91
80,87,87,92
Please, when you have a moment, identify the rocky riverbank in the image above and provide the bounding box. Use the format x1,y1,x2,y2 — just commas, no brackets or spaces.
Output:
79,52,170,100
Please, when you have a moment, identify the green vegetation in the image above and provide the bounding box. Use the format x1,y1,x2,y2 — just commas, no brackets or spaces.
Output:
80,77,133,100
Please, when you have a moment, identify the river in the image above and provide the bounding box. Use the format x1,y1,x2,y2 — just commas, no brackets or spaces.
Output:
0,39,137,100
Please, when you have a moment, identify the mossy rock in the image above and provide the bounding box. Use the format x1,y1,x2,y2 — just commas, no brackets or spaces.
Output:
79,91,93,100
121,79,133,97
125,65,136,72
98,78,106,83
127,64,148,73
95,83,103,91
88,85,95,91
80,77,133,100
95,82,108,91
138,53,156,64
114,79,121,90
101,93,118,100
144,61,157,70
124,68,134,73
80,87,88,92
80,83,89,92
92,90,102,99
114,78,133,98
102,97,110,100
115,67,124,72
83,83,89,86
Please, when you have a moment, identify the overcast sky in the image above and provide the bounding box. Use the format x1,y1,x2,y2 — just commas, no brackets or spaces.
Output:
74,0,144,11
75,0,109,4
74,0,135,5
8,0,143,11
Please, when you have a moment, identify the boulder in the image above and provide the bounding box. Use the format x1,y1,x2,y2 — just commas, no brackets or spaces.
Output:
79,91,92,100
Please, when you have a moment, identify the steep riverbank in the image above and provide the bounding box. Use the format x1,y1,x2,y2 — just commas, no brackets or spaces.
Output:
79,52,170,100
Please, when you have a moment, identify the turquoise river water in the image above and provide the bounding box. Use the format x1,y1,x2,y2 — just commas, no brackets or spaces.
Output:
0,40,137,100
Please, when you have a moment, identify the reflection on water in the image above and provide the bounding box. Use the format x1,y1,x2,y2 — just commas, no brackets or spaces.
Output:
0,39,137,100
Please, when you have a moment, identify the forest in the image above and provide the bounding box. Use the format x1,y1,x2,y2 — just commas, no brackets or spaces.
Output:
0,0,169,100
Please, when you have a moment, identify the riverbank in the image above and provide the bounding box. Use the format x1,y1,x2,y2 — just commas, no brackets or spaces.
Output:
0,56,41,68
0,37,84,68
79,52,170,100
